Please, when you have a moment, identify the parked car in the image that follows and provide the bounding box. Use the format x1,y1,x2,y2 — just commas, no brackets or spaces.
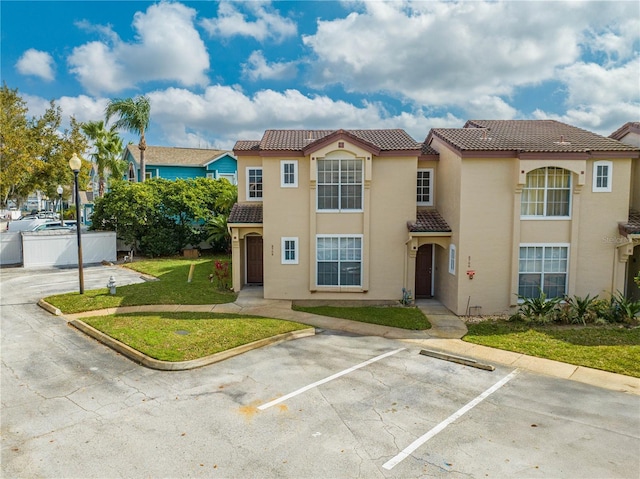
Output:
31,222,75,232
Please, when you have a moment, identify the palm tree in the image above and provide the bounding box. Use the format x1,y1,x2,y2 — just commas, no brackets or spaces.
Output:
81,120,124,197
105,96,151,182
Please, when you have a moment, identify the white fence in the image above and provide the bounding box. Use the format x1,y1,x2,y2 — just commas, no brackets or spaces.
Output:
1,232,23,266
1,231,117,268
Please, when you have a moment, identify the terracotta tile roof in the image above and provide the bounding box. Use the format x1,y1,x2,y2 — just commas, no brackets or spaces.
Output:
619,210,640,236
125,145,230,166
408,210,451,233
233,140,261,151
609,122,640,141
236,129,421,152
429,120,640,153
228,203,263,224
421,143,439,155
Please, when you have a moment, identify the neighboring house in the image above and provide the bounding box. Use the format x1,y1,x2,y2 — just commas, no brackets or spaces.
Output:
610,121,640,301
228,122,640,315
123,145,238,183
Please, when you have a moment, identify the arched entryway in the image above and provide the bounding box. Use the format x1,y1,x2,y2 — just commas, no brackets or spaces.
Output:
415,244,433,298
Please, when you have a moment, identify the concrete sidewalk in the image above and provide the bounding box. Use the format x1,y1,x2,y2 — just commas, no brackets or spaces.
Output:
56,287,639,396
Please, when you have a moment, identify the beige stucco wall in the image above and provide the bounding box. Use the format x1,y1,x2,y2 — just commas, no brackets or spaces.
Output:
428,138,461,313
574,158,632,298
456,157,517,316
255,140,418,301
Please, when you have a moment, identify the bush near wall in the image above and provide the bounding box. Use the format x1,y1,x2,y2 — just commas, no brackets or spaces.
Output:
90,178,237,257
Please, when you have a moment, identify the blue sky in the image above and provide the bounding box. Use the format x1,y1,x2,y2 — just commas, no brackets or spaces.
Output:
2,0,639,150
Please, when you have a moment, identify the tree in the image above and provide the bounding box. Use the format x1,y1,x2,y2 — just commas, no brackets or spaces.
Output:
0,84,88,208
91,177,237,257
0,84,36,206
81,120,125,197
105,96,151,182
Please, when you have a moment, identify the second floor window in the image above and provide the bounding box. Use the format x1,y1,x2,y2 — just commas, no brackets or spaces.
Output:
317,158,363,211
417,169,433,205
521,167,571,218
593,160,612,192
247,167,263,201
281,160,298,187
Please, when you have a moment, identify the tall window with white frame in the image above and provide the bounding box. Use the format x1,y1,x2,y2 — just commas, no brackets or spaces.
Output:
448,244,456,275
518,245,568,299
417,169,433,206
281,160,298,187
317,236,362,286
317,158,363,211
592,160,612,193
281,237,298,264
521,167,571,217
247,167,263,201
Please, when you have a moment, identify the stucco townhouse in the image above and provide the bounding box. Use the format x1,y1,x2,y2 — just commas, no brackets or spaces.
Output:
228,120,640,315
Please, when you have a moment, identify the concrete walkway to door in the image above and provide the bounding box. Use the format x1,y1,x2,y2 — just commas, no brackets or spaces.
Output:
415,299,468,339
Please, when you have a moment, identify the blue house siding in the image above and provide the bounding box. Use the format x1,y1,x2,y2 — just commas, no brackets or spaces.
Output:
123,146,238,183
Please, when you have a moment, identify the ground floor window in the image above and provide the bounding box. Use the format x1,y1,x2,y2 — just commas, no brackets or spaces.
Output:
317,235,362,286
281,237,298,264
518,245,568,298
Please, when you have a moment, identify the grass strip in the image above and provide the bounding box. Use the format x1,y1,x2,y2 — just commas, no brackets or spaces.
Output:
81,312,310,361
292,305,430,330
464,320,640,378
45,257,236,314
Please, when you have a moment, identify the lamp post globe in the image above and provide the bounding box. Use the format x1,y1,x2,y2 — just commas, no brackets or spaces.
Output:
56,185,63,226
69,153,84,294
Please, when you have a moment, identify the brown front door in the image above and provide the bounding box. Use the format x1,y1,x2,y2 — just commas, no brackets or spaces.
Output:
246,236,263,284
415,244,433,298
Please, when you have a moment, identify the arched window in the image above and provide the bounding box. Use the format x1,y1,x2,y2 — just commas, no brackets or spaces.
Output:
521,167,571,218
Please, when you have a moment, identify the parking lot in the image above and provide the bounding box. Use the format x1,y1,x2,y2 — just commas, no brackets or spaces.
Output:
2,266,639,478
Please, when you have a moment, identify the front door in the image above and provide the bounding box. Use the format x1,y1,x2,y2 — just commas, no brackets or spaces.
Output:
415,244,433,298
246,236,263,284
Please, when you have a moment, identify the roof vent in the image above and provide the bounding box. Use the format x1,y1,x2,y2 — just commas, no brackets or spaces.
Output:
554,135,571,145
479,128,492,140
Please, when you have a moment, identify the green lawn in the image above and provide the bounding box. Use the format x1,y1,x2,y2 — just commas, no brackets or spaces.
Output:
292,305,430,330
464,320,640,377
81,312,310,361
45,257,236,314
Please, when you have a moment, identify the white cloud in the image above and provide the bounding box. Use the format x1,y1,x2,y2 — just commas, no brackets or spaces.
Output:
16,49,55,81
559,60,640,107
201,1,297,42
533,102,640,137
302,0,638,119
146,86,458,148
68,1,209,94
242,51,298,81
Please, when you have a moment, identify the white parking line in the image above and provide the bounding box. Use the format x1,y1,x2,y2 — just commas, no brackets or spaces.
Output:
258,348,406,410
382,368,520,470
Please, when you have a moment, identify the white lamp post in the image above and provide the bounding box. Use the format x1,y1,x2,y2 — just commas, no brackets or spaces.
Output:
56,185,63,226
69,153,84,294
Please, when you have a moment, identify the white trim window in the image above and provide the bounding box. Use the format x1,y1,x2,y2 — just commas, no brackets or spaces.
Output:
246,167,263,201
145,169,157,180
521,167,571,218
518,244,569,299
219,173,237,185
592,160,612,192
317,158,363,211
281,160,298,188
206,172,215,179
281,237,299,265
448,244,456,275
316,235,362,286
417,169,434,206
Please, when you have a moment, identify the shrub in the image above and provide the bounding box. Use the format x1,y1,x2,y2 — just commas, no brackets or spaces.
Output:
563,294,599,325
213,260,231,290
611,291,640,324
514,290,562,324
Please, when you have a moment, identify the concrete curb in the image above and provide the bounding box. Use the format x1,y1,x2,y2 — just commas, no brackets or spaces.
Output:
69,319,315,371
37,299,61,316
